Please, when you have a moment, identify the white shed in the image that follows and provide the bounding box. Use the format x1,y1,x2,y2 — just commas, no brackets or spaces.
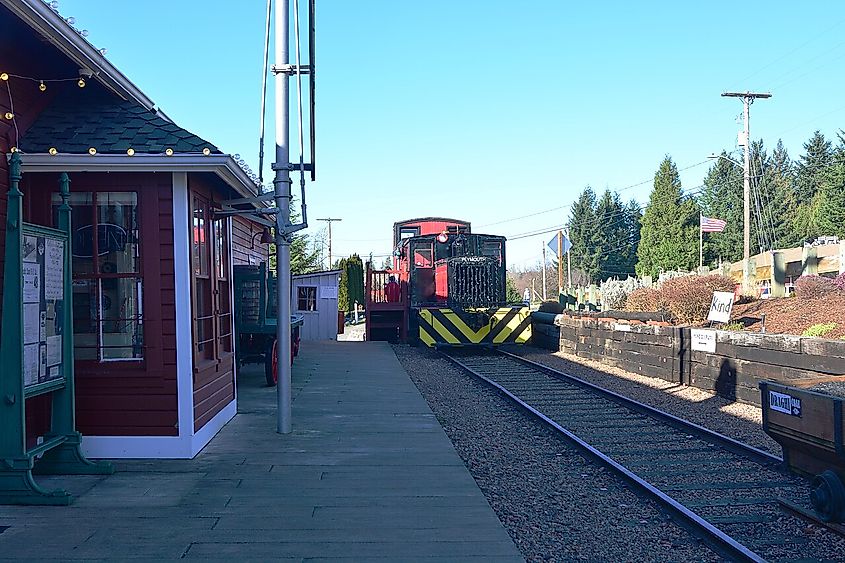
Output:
292,270,342,341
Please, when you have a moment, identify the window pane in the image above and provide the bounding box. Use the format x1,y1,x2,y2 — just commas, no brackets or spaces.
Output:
100,277,144,360
297,286,317,311
195,278,214,361
413,244,433,268
215,219,228,280
71,279,98,360
96,192,140,274
52,193,95,275
193,201,209,277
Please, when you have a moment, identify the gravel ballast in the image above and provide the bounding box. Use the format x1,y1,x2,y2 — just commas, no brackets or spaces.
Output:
394,345,724,562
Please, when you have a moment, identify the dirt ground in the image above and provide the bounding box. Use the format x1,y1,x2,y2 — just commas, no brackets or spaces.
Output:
729,293,845,339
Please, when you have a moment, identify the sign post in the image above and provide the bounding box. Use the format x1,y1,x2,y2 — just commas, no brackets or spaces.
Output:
0,155,112,506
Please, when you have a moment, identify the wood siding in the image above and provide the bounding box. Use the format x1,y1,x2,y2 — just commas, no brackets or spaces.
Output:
187,173,236,432
20,172,178,436
232,215,270,266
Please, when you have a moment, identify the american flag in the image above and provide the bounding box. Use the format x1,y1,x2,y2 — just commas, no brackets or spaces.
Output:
700,215,727,233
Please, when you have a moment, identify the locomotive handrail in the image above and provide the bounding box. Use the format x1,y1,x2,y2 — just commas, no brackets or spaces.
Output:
365,268,407,307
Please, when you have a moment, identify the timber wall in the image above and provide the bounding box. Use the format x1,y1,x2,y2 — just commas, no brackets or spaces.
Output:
533,314,845,407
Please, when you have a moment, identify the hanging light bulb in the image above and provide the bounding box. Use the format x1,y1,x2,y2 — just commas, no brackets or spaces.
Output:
77,77,86,88
39,81,46,92
0,73,8,81
4,112,13,120
66,16,75,25
88,147,97,155
202,147,211,156
10,147,17,153
126,148,135,156
48,147,58,155
165,148,174,156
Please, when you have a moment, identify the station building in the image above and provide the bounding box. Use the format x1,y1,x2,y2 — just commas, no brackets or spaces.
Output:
0,0,268,458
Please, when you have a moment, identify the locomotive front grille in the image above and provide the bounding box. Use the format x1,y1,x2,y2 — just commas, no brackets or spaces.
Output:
447,256,504,309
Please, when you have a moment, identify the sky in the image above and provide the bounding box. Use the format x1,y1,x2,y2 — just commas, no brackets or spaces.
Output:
57,0,845,271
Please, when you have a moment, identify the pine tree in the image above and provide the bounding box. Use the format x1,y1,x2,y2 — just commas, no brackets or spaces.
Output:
567,187,600,283
792,131,833,243
699,151,743,263
595,189,634,280
812,160,845,238
764,140,796,248
623,199,642,275
636,156,699,278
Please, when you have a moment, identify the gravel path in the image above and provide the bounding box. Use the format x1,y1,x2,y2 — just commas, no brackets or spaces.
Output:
394,345,725,562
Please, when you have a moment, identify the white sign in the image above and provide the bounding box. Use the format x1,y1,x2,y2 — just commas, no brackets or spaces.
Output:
320,285,338,299
690,329,716,353
769,390,802,417
707,291,735,323
44,238,64,300
22,263,40,303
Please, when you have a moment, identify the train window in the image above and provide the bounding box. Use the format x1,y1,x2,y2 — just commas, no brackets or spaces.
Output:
481,240,502,264
413,243,433,268
399,227,419,240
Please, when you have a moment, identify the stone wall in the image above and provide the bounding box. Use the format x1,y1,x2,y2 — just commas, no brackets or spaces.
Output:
532,314,845,407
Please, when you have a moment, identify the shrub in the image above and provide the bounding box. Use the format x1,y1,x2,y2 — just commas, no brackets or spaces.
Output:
722,322,744,331
538,300,564,314
625,287,664,312
795,275,839,299
803,322,837,338
659,274,736,324
600,277,642,310
834,272,845,292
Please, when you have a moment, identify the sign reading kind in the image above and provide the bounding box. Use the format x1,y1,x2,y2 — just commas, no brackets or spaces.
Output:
707,291,735,323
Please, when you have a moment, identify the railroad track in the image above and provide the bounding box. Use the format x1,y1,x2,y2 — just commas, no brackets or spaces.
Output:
442,349,845,562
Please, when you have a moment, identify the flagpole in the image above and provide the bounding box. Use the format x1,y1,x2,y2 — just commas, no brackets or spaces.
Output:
699,212,703,270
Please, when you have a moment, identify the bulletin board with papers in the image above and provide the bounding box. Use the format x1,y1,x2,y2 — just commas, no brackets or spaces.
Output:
21,226,66,393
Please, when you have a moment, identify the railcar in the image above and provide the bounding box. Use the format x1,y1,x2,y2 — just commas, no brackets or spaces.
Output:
365,217,531,346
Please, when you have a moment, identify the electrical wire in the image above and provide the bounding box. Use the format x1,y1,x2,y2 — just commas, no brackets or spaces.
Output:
257,0,272,189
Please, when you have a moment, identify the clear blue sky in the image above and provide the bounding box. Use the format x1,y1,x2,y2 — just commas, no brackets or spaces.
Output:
59,0,845,270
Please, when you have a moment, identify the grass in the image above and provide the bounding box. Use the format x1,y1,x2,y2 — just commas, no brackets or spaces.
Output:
802,322,838,338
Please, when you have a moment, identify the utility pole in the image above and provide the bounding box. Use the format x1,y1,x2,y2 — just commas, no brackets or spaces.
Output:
721,91,771,294
317,217,342,268
557,230,563,296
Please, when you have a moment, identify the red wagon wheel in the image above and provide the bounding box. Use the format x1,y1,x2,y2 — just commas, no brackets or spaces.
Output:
264,338,278,387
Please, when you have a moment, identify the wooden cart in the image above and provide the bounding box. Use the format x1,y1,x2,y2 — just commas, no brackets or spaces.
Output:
234,263,304,386
760,378,845,522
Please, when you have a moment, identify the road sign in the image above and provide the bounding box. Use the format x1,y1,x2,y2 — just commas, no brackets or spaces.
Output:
548,233,571,255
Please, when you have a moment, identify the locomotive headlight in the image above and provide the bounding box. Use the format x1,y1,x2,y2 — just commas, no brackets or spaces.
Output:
437,232,448,243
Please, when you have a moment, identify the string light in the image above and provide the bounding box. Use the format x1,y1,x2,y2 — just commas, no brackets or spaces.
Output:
0,73,8,81
4,112,13,120
48,147,58,155
165,148,174,156
202,147,211,156
10,147,17,153
126,148,135,156
88,147,97,155
39,81,46,92
77,77,85,88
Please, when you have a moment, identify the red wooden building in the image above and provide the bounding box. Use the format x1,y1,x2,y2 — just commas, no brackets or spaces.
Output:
1,0,268,458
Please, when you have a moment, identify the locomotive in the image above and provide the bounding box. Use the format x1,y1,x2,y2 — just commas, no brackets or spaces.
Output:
365,217,531,346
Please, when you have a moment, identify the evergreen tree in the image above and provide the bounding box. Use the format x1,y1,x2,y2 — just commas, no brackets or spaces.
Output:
567,187,600,283
595,189,634,280
813,160,845,238
792,131,833,243
636,156,699,278
764,140,797,248
623,199,642,274
698,151,743,263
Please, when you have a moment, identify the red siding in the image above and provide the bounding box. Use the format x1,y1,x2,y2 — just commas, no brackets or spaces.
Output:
21,172,178,436
232,215,271,266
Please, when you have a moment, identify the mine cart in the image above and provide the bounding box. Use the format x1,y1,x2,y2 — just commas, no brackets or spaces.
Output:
234,263,304,386
760,378,845,522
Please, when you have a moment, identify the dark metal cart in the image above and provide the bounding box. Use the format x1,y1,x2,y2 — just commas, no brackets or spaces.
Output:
234,263,304,386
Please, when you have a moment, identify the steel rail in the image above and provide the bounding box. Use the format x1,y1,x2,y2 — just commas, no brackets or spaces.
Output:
500,349,782,467
441,350,767,563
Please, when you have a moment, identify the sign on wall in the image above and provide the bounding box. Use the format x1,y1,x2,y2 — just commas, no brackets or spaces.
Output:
707,291,735,323
690,329,716,353
21,231,65,388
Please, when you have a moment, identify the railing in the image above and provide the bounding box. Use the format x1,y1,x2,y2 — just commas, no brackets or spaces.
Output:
366,269,407,307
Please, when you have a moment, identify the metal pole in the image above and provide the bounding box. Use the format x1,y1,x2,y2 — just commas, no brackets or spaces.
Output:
541,243,547,300
566,227,572,290
317,218,342,269
275,0,293,434
699,212,703,269
557,230,563,296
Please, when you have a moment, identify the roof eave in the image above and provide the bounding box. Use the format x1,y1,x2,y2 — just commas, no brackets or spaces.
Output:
16,153,259,198
2,0,158,114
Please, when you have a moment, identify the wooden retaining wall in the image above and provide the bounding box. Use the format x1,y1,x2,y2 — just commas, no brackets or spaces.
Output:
533,315,845,407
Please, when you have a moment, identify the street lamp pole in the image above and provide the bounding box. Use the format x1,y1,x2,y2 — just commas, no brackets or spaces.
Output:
721,91,771,294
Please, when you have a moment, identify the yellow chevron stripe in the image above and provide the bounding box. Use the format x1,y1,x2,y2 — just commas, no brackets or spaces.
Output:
419,325,436,347
492,307,531,344
420,310,461,345
441,309,491,342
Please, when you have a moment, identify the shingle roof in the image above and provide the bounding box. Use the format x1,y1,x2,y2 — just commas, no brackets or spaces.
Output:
20,86,220,155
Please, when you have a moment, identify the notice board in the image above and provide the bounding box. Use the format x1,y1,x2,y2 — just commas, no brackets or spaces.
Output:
21,229,66,389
